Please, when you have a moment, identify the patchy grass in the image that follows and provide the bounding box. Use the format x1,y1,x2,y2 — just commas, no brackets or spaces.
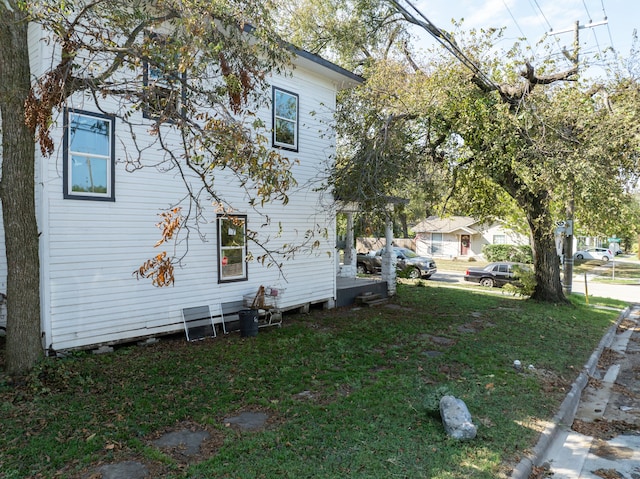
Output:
0,283,620,479
573,258,640,284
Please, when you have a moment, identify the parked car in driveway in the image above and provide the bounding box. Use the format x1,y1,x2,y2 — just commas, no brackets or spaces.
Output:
464,262,529,288
574,247,613,262
357,247,437,279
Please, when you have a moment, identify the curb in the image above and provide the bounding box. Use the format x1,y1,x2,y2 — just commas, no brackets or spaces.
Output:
509,305,631,479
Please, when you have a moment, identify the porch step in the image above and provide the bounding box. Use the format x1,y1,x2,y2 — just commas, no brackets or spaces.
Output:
355,293,389,307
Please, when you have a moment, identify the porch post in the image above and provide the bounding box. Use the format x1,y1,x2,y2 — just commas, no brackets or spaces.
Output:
381,215,397,296
344,212,355,268
337,205,358,278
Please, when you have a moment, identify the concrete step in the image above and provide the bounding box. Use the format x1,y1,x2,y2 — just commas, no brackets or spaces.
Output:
364,297,390,307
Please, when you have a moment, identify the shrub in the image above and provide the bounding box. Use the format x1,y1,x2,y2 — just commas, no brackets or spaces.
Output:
502,264,537,297
483,244,533,263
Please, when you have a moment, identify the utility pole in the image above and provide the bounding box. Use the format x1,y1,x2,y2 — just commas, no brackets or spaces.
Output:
549,19,607,296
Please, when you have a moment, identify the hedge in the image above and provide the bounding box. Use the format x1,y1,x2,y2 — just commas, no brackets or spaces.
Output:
482,244,533,263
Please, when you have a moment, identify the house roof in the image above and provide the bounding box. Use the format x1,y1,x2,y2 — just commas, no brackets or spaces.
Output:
242,24,364,89
412,216,481,234
291,47,364,89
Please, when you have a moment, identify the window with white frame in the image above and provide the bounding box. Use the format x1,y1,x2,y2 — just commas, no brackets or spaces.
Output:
431,233,443,254
272,87,298,151
218,215,247,282
493,234,506,244
63,109,115,201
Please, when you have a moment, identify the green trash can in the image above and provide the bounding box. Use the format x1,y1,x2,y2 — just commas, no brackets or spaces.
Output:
239,309,259,337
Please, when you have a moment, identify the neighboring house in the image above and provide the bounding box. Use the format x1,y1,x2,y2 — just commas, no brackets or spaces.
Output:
0,24,361,351
413,216,529,259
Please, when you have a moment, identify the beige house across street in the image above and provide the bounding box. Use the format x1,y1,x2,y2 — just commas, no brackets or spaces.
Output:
412,216,530,259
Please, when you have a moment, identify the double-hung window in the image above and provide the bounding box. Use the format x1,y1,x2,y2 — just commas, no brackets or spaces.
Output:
431,233,443,255
63,109,115,201
272,87,299,151
493,234,506,244
218,215,248,282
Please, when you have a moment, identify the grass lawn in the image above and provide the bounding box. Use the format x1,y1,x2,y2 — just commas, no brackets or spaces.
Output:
0,284,625,479
573,257,640,283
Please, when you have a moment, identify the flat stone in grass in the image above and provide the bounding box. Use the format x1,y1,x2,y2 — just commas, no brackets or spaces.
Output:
422,350,444,358
223,411,268,431
152,429,210,456
418,334,456,347
95,461,149,479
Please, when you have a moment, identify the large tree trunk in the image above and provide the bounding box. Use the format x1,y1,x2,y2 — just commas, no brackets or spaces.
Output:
523,197,567,303
0,5,43,375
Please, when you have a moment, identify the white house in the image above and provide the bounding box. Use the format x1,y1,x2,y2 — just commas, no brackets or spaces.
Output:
413,216,530,259
0,22,362,351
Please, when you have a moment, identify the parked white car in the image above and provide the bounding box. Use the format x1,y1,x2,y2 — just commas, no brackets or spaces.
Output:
574,247,613,262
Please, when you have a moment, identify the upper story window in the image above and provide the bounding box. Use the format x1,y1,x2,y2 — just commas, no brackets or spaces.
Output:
63,109,115,201
218,215,248,283
143,32,184,120
272,87,299,151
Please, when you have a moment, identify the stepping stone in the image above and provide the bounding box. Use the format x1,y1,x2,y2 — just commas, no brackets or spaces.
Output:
152,429,210,456
423,350,444,358
223,411,268,431
96,461,148,479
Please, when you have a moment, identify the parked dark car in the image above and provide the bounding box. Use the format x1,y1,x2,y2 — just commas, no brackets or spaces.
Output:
463,262,529,288
357,247,437,279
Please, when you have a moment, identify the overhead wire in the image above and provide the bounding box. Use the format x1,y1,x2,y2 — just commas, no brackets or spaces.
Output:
532,0,553,32
600,0,616,53
528,0,568,66
581,0,604,59
502,0,533,52
388,0,500,91
581,0,592,22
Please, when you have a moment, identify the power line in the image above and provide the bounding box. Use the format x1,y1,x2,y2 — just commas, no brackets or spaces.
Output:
388,0,500,91
532,0,553,32
581,0,593,23
600,0,617,53
502,0,533,51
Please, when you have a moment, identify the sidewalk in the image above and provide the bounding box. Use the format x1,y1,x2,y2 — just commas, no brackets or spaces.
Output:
511,303,640,478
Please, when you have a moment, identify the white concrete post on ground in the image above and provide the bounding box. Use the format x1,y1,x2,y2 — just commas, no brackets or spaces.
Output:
381,216,396,296
337,207,358,278
344,212,356,275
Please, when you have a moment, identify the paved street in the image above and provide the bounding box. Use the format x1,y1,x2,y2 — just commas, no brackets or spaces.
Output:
430,257,640,304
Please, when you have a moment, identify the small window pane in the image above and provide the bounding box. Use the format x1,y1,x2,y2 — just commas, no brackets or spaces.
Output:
221,220,245,247
70,156,108,193
275,119,295,145
70,116,110,156
221,248,244,278
275,90,297,119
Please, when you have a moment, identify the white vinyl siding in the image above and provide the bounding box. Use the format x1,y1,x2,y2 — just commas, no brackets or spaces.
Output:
34,58,341,350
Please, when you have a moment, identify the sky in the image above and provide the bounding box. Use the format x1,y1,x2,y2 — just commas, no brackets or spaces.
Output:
407,0,637,78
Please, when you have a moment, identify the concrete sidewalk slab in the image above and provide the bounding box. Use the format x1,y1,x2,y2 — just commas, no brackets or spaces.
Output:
510,304,640,478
